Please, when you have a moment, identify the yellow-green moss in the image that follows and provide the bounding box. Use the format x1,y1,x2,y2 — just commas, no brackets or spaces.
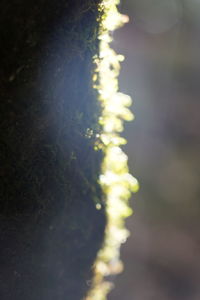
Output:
86,1,139,299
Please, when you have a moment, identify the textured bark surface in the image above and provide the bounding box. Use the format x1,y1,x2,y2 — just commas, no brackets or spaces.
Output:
0,1,106,299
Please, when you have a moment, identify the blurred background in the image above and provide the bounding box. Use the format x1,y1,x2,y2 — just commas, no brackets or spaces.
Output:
109,1,200,299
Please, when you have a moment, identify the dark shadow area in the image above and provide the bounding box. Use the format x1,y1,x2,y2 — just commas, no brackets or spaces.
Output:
0,1,106,299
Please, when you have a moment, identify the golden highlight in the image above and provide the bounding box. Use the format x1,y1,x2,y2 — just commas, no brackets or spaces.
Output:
87,1,139,299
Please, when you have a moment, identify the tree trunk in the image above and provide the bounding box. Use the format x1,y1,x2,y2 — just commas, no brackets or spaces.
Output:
0,1,106,299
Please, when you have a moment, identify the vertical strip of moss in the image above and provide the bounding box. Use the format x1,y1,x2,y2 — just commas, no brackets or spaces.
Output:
86,1,139,299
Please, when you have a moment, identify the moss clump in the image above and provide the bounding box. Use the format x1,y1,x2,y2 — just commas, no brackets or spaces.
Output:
0,1,106,299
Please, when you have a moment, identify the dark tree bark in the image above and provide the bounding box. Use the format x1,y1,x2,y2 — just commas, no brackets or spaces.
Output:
0,1,106,299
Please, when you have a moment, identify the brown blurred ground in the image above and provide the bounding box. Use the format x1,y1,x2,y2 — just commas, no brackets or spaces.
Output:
109,1,200,299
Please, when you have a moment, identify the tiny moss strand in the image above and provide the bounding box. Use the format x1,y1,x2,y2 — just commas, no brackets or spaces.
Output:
87,1,139,300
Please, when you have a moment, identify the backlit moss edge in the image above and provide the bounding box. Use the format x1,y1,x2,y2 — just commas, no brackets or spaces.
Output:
86,1,139,299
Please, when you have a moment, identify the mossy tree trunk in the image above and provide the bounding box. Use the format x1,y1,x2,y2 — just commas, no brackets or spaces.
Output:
0,1,106,299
